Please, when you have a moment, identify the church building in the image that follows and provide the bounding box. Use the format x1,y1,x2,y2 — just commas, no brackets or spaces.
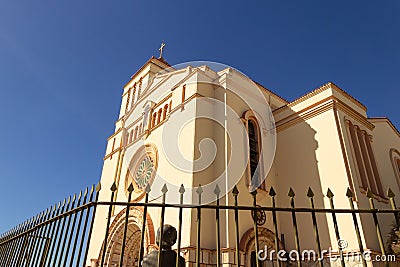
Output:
85,53,400,267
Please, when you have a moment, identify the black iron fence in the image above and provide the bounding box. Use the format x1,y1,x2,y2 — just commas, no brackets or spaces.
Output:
1,183,400,267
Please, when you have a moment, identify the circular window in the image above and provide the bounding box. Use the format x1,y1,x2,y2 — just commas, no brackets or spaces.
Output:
134,155,155,189
125,144,158,198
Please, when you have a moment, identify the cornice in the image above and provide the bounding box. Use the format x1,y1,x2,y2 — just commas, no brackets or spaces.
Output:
274,82,367,115
369,117,400,139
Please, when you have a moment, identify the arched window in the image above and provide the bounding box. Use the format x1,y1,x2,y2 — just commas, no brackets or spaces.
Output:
139,122,143,134
152,113,157,128
134,126,139,140
157,109,163,124
248,118,264,190
163,104,168,120
390,149,400,191
129,130,133,143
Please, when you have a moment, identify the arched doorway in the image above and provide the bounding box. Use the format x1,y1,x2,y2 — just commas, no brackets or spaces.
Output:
240,227,284,267
100,207,155,267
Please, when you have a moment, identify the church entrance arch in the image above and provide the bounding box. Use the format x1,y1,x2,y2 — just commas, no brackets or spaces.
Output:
100,207,155,267
240,227,284,267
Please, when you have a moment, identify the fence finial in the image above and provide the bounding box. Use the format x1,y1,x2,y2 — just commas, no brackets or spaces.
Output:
161,184,168,194
196,184,203,195
326,188,334,198
366,188,373,198
307,187,314,198
145,183,151,193
127,183,134,193
110,182,117,192
269,186,276,196
388,188,396,198
288,187,295,197
232,185,239,196
214,184,221,196
179,184,185,194
346,188,354,198
96,182,101,192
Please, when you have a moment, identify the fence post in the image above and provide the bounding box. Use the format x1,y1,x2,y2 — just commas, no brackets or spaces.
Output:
269,187,281,267
233,186,241,267
80,183,101,267
388,188,399,228
366,188,388,267
346,188,367,267
288,188,301,267
307,187,323,267
176,184,185,267
326,188,345,267
251,189,260,267
119,183,134,267
157,184,169,267
99,182,117,267
138,184,150,267
214,184,222,267
196,185,203,267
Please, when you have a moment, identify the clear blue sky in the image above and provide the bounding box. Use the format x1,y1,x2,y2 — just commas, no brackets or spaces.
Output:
0,1,399,233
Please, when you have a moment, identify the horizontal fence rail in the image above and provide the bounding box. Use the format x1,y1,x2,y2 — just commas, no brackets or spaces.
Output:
1,183,399,267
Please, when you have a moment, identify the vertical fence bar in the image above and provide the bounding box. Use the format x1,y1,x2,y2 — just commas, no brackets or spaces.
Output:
5,226,20,266
326,188,345,267
196,185,203,267
55,194,76,266
307,187,323,267
99,182,117,267
118,183,134,267
157,184,169,267
214,185,221,267
176,184,185,267
27,211,46,266
233,186,241,267
288,188,302,267
80,184,100,267
62,191,84,267
388,188,399,228
69,187,89,267
43,201,63,267
269,187,281,267
366,188,388,267
19,215,40,266
138,184,150,267
346,188,367,267
15,219,32,266
251,190,260,267
46,198,68,266
30,209,51,266
35,205,57,267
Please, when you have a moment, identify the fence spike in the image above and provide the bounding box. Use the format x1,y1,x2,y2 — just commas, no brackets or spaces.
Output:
110,182,117,192
269,186,276,196
145,183,151,193
78,190,83,199
307,187,314,198
346,187,354,198
196,185,203,195
288,187,295,197
366,188,373,198
214,184,221,196
388,188,396,198
161,183,168,194
326,188,334,198
179,184,185,194
232,185,239,196
127,182,134,193
96,182,101,192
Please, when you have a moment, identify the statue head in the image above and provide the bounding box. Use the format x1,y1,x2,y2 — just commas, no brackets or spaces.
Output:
156,224,177,250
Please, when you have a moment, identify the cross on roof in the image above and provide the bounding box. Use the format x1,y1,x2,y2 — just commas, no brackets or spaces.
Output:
158,41,166,59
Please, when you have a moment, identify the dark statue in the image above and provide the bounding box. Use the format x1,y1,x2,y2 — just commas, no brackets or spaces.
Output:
142,224,185,267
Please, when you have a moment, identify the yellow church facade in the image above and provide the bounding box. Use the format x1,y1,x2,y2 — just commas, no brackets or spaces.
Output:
85,56,400,267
